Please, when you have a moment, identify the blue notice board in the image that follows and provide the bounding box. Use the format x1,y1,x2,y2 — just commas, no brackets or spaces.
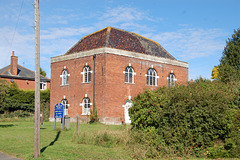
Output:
54,103,64,118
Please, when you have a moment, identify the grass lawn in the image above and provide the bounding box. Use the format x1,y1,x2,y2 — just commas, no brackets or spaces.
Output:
0,121,132,159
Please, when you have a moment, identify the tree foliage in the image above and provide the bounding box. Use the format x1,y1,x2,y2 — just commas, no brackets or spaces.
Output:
211,66,219,79
40,67,47,77
0,79,9,113
218,29,240,82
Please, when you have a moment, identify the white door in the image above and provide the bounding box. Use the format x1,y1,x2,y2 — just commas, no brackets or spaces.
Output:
124,101,132,124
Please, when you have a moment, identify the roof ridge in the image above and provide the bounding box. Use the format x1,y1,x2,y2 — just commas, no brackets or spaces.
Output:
0,65,10,75
105,26,111,47
130,32,175,60
65,27,109,55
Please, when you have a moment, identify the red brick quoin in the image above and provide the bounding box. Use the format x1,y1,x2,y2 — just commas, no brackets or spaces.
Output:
50,27,188,124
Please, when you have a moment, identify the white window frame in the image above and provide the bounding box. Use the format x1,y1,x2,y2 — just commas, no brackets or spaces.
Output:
80,97,92,115
167,72,177,87
81,66,92,83
145,68,159,86
62,99,70,116
123,66,136,84
40,81,47,90
60,69,70,86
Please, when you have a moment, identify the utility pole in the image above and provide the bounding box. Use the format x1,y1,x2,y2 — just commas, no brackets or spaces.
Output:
34,0,40,158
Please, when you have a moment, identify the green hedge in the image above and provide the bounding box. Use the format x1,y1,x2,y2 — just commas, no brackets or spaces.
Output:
129,80,240,158
0,81,50,121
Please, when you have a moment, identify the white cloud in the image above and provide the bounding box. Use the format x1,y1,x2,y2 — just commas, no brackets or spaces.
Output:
97,6,156,31
149,28,227,60
41,27,95,40
0,27,34,68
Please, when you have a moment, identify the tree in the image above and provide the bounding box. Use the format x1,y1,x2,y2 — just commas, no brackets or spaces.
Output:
211,66,219,80
40,67,47,77
218,29,240,82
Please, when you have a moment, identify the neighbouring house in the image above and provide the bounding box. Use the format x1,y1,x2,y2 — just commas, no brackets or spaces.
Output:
50,27,188,124
0,51,50,90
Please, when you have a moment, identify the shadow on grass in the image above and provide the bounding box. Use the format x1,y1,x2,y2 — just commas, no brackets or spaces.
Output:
40,131,61,153
0,124,15,128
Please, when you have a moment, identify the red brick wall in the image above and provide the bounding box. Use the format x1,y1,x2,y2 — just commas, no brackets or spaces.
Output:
101,54,188,123
50,53,188,124
0,78,50,90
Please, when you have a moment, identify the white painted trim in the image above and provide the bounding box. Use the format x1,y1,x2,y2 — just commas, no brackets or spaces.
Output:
51,47,188,68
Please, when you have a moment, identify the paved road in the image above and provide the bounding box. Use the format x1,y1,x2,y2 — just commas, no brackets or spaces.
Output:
0,152,21,160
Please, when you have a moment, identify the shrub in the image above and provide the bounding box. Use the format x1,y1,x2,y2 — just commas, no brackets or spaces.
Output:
89,104,99,123
129,80,240,158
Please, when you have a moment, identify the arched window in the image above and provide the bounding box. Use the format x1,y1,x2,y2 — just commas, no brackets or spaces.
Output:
124,66,135,83
60,69,69,85
168,73,176,87
62,99,69,116
81,97,92,115
146,68,158,86
82,66,92,83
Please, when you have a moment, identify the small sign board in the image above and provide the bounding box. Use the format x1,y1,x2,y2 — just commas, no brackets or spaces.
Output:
54,103,64,118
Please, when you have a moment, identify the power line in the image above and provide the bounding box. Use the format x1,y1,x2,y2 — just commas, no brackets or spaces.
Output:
8,0,24,54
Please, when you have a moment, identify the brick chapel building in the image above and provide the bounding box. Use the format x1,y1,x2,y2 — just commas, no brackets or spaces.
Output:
0,51,50,90
50,27,188,124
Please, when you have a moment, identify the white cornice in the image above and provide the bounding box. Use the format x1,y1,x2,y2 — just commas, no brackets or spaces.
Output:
51,47,188,68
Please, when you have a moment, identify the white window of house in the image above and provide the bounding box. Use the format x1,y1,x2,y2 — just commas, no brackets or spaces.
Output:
123,66,136,84
146,68,159,86
40,81,47,90
62,99,69,116
60,69,70,85
81,66,92,83
168,72,177,87
80,97,92,115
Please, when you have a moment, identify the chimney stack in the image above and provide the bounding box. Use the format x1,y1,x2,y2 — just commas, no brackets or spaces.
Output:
10,51,18,75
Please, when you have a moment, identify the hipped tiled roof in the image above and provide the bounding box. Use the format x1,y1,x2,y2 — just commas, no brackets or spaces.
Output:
0,64,50,82
65,27,176,60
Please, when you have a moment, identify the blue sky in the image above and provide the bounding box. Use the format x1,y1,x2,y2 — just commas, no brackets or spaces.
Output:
0,0,239,80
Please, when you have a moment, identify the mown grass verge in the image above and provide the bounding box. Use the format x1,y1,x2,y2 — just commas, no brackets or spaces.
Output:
0,121,132,159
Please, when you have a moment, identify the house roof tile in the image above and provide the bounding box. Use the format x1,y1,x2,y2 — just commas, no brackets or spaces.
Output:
0,64,50,82
65,27,176,60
